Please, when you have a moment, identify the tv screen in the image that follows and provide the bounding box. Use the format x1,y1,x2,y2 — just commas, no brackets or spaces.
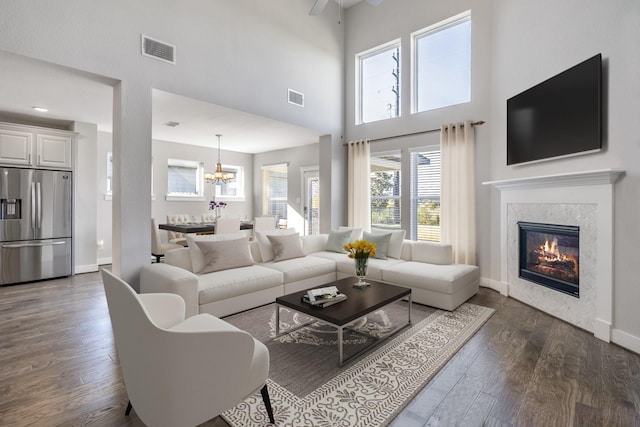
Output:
507,54,602,166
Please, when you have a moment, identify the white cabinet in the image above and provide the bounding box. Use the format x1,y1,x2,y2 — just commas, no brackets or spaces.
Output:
0,122,74,169
0,128,33,166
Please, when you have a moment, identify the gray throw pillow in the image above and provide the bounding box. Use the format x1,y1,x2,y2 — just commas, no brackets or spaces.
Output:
267,233,305,262
363,230,392,260
195,237,254,274
325,229,353,253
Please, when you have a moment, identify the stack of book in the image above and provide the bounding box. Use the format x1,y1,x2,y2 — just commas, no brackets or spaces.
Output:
302,285,347,308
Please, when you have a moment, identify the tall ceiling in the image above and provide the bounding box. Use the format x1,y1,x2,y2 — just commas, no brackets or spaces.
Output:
0,51,323,154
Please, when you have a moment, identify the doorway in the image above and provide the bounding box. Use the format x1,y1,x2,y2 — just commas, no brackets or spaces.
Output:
302,168,319,235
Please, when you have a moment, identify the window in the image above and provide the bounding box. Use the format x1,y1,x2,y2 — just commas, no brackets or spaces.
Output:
262,163,288,221
410,147,441,241
167,159,204,199
356,40,401,124
209,165,245,200
370,151,401,229
413,11,471,113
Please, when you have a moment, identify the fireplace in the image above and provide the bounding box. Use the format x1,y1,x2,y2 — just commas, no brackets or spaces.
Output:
518,221,580,297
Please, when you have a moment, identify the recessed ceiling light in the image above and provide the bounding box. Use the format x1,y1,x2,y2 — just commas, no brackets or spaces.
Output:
32,106,48,112
164,121,181,127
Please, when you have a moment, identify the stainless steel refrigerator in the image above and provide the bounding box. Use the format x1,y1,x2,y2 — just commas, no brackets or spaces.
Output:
0,167,72,285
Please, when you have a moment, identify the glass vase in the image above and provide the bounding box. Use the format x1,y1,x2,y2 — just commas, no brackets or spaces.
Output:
354,256,369,287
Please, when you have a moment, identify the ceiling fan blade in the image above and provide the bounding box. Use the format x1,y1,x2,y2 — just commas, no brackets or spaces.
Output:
366,0,384,6
309,0,330,15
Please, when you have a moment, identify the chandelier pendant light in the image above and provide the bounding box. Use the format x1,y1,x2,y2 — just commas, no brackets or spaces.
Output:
204,134,234,184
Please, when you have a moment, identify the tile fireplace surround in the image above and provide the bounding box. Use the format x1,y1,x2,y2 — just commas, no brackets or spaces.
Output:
484,169,624,343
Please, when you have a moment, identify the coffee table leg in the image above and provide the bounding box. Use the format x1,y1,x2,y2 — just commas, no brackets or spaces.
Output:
275,303,280,336
338,326,344,367
408,293,412,325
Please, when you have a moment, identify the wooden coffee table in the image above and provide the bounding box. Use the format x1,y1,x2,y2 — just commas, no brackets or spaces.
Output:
275,277,412,366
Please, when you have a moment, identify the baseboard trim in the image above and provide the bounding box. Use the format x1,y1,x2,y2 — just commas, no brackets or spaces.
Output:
593,318,612,342
74,264,99,274
612,328,640,355
479,278,509,296
97,257,112,266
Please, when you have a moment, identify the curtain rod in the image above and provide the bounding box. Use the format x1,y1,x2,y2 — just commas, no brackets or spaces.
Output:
343,120,486,146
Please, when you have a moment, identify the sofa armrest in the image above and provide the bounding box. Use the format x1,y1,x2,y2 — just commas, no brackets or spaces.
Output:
140,263,200,318
302,234,329,254
409,241,453,265
165,247,193,272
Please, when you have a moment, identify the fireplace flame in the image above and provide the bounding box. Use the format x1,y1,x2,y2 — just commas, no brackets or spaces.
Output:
538,237,578,275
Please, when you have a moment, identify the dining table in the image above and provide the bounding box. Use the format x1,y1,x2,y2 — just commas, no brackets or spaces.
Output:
159,221,254,234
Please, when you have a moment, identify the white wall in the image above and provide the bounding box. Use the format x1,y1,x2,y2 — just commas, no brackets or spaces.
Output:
0,0,345,287
488,0,640,349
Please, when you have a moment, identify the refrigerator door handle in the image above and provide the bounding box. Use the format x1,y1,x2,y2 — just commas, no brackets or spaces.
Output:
2,241,67,248
36,181,42,229
31,182,37,228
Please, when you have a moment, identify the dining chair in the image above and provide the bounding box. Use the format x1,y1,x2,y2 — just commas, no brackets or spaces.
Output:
202,212,217,223
215,217,241,234
254,216,276,233
166,214,190,245
101,268,275,427
151,218,184,263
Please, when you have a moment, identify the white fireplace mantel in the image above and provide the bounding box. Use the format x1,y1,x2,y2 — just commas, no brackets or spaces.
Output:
483,168,625,343
482,168,625,190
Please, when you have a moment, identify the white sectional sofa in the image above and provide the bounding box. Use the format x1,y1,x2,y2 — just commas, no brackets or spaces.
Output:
140,229,479,318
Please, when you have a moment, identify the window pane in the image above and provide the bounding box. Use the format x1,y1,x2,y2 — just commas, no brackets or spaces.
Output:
360,44,400,123
415,15,471,112
410,149,441,241
212,165,243,198
370,152,401,228
167,159,202,196
262,165,288,221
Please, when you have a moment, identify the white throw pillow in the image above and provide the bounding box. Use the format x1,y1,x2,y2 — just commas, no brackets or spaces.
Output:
254,228,298,262
267,233,305,262
195,237,254,274
187,232,246,273
363,230,392,260
371,228,406,259
338,226,363,241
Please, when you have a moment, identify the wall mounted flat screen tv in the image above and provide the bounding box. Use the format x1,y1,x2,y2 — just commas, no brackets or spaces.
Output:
507,53,602,166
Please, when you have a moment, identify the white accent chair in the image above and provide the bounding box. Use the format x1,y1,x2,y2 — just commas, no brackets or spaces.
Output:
101,268,275,426
166,214,190,245
215,217,241,235
151,218,184,263
254,216,276,233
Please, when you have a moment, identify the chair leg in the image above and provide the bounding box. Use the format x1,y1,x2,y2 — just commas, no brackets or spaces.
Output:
125,400,132,416
260,384,275,424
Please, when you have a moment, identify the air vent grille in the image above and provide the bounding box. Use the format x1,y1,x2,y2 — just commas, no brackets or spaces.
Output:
141,34,176,64
288,89,304,107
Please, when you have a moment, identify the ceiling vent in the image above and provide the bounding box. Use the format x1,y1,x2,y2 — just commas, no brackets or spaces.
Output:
288,89,304,107
141,34,176,64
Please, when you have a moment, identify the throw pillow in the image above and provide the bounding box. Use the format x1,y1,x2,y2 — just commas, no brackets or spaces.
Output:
267,233,305,262
194,236,254,274
363,230,392,260
371,228,406,259
187,232,246,273
255,228,298,262
338,226,363,241
325,229,353,253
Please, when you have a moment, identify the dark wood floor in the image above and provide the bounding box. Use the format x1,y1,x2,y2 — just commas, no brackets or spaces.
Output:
1,272,638,427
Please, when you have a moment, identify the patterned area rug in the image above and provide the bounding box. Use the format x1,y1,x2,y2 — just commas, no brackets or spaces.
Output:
222,302,494,427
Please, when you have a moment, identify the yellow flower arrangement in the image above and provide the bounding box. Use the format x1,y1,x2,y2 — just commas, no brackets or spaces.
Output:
344,240,376,259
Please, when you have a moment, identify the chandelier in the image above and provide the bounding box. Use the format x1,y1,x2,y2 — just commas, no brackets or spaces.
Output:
204,134,234,184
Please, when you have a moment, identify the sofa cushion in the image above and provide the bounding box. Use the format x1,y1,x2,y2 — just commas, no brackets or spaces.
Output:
409,241,453,265
382,262,480,295
363,231,392,259
261,256,336,284
187,232,246,273
197,265,284,305
195,237,254,274
371,228,406,259
325,229,352,253
255,228,298,262
268,233,305,262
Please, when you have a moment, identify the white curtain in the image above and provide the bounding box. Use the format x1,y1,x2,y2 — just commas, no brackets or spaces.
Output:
440,121,476,265
347,139,371,230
